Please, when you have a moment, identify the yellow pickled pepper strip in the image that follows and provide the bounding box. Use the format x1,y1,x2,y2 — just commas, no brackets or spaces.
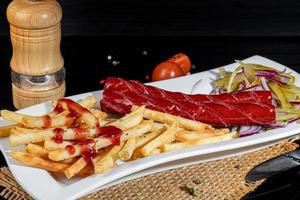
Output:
268,81,290,109
227,65,243,92
276,108,300,115
243,67,256,83
276,113,298,121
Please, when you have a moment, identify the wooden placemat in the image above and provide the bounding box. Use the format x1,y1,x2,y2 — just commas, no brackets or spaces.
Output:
0,138,298,200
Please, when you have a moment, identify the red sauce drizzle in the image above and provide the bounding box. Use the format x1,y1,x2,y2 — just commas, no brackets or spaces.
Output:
54,98,93,128
43,115,51,128
72,126,87,141
96,125,122,145
52,128,64,143
54,103,64,114
65,112,78,126
66,145,76,155
78,139,96,164
56,98,89,116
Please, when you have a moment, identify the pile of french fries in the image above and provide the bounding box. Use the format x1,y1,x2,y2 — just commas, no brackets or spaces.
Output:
0,96,237,179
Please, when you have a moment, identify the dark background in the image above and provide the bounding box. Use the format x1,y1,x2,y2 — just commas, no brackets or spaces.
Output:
1,0,300,199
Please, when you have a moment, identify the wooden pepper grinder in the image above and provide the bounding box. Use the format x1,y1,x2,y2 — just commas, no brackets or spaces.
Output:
7,0,66,109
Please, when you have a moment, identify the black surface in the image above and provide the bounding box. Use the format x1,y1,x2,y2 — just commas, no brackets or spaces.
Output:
243,166,300,200
245,150,300,182
2,0,300,36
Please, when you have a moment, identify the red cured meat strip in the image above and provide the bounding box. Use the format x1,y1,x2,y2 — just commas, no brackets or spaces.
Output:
100,89,275,127
104,77,273,105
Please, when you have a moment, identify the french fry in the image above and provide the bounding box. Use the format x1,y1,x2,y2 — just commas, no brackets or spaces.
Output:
0,124,17,137
2,96,99,129
191,131,238,145
11,151,93,177
9,129,49,146
120,120,154,141
9,126,101,147
53,97,99,128
26,143,48,159
99,120,110,127
78,96,98,108
119,138,136,161
9,128,73,147
132,148,143,160
93,143,124,173
152,122,167,132
131,127,167,160
175,128,229,142
48,137,112,161
78,112,98,128
1,110,73,129
0,110,23,123
147,148,161,156
90,109,107,122
102,117,120,124
44,138,73,151
160,142,191,152
132,106,212,131
64,147,110,179
64,158,87,179
135,129,166,149
59,157,78,164
11,151,69,173
77,165,95,177
140,124,181,156
94,156,114,174
161,131,238,152
132,147,162,159
15,127,40,133
52,95,98,110
110,106,145,130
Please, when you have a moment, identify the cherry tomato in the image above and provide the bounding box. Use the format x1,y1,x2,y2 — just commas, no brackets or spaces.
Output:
168,53,191,74
152,61,185,81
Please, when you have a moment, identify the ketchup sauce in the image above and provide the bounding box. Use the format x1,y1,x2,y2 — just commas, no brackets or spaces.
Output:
96,125,122,145
65,112,77,126
54,98,93,127
78,139,97,164
54,103,64,114
72,126,87,141
66,145,76,155
43,115,51,128
52,128,64,143
56,98,89,116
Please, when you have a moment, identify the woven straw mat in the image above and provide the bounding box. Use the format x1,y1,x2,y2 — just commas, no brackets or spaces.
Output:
0,138,298,200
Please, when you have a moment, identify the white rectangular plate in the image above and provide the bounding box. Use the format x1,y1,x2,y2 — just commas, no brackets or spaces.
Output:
1,55,300,200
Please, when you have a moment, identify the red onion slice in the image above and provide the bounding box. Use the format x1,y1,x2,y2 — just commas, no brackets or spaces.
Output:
290,100,300,105
260,77,270,91
287,117,300,124
256,69,278,76
268,77,287,85
190,79,203,94
238,125,263,137
269,122,287,128
237,84,261,92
